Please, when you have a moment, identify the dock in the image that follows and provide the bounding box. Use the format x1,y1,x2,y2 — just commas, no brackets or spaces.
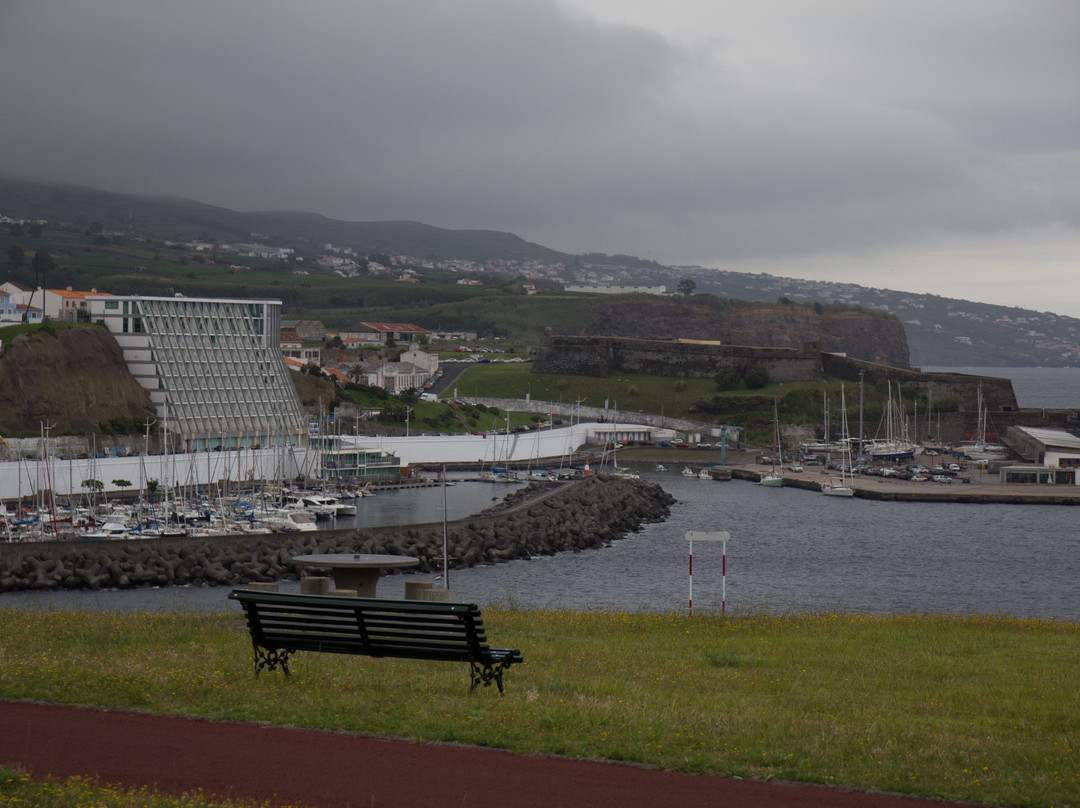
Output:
732,463,1080,505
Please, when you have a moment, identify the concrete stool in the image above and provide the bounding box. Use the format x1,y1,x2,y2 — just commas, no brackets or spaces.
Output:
300,575,331,595
404,580,433,600
425,587,455,602
246,581,279,592
328,589,357,597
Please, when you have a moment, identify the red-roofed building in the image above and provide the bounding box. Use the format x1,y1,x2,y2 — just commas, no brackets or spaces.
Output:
339,322,430,345
279,329,322,364
323,367,349,382
45,287,113,322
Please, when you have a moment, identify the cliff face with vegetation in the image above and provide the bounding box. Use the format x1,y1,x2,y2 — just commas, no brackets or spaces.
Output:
581,299,911,367
0,327,156,437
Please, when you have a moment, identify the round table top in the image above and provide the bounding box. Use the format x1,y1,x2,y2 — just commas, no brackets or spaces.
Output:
291,553,419,570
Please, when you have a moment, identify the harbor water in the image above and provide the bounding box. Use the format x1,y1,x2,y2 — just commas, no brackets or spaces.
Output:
4,368,1079,620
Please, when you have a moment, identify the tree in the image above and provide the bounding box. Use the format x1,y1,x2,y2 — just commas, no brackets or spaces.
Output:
81,478,104,505
111,479,132,495
348,364,365,383
715,369,742,392
32,251,56,274
677,278,696,296
745,364,769,389
6,243,24,268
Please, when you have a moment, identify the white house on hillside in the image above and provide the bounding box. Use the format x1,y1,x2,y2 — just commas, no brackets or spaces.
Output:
364,342,439,393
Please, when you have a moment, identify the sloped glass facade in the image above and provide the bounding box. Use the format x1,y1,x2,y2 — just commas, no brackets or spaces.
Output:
90,295,305,451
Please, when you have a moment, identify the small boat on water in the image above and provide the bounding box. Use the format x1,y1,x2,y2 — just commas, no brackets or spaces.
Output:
682,467,697,477
699,469,713,480
655,463,669,473
261,509,319,532
79,521,137,540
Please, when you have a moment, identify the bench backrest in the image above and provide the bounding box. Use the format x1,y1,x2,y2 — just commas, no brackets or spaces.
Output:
229,590,492,663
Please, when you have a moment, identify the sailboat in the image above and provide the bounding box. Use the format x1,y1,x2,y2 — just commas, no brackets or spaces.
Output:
821,385,855,497
758,401,784,487
800,389,845,454
867,381,918,461
961,384,1007,462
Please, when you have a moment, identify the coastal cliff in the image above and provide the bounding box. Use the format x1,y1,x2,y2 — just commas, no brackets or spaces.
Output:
0,326,156,436
580,299,911,367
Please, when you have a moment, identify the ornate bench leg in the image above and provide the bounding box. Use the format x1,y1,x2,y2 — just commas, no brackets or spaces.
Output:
252,641,291,677
470,661,508,694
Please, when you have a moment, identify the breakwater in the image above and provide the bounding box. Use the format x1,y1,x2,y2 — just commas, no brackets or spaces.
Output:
0,476,674,593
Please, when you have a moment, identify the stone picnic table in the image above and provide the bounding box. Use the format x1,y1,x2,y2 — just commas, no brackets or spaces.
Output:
291,553,419,597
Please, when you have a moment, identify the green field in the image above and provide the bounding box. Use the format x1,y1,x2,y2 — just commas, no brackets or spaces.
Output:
0,608,1076,807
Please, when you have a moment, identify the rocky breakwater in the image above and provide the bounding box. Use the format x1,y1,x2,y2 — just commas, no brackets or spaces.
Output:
0,476,675,592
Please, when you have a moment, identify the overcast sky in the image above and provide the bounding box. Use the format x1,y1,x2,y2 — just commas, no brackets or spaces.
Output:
3,1,1079,315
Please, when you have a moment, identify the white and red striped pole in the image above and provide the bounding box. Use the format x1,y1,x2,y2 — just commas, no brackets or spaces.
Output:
686,531,731,617
688,538,694,616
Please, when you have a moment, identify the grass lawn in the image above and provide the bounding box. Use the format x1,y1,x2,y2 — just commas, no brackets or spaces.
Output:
1,607,1076,807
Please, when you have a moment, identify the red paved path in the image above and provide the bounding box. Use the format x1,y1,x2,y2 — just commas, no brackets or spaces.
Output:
1,700,985,807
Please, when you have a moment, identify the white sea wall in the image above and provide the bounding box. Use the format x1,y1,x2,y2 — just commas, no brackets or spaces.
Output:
0,423,668,501
348,423,655,467
0,446,312,501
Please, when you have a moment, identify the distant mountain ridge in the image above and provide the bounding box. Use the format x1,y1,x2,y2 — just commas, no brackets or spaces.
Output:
4,176,1078,367
0,177,567,263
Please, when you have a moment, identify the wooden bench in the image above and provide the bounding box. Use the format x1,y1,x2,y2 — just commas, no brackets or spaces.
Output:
228,589,524,694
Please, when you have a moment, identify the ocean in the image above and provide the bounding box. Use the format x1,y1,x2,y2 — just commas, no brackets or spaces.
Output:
922,366,1080,409
5,368,1079,620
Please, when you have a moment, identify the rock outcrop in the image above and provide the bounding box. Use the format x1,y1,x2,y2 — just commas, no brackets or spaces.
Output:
0,326,156,436
580,299,910,367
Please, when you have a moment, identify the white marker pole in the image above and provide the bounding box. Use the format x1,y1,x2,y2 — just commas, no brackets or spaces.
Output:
686,531,731,617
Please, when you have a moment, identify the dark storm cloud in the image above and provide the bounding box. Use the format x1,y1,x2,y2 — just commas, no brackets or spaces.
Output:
2,0,1079,297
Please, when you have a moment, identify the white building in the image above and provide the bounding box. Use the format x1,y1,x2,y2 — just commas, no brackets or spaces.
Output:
88,294,306,451
363,342,439,393
46,287,110,321
563,284,668,295
0,289,18,322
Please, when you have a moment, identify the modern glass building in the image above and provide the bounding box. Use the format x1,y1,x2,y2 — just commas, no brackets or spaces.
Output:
89,294,306,451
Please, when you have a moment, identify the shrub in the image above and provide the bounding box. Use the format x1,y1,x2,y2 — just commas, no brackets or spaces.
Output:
745,365,769,389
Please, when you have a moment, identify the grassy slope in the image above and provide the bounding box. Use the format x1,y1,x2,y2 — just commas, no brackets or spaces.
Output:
0,608,1076,807
0,178,568,262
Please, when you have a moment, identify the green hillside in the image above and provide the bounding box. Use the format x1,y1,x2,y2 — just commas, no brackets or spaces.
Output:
0,177,567,263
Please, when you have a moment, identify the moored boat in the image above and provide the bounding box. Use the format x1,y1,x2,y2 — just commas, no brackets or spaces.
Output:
821,384,855,497
758,400,784,488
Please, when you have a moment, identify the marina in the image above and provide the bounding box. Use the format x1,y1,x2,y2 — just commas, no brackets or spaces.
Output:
3,463,1078,622
3,367,1080,620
